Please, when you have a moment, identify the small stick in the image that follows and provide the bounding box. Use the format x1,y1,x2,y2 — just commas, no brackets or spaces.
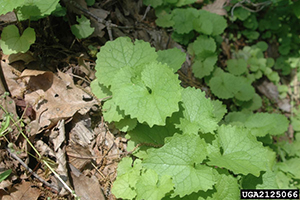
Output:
6,147,60,192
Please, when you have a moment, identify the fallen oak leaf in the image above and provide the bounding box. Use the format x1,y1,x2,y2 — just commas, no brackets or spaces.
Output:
19,69,97,134
203,0,228,16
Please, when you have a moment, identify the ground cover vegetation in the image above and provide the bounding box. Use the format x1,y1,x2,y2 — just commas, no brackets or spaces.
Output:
0,0,300,199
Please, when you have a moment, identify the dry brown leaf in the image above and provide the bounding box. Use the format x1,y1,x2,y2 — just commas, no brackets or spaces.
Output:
1,55,26,98
0,12,17,23
71,173,105,200
257,80,291,112
18,69,97,133
203,0,228,16
6,52,36,65
2,181,41,200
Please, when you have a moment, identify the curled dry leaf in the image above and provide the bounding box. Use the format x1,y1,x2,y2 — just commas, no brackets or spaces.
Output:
202,0,228,16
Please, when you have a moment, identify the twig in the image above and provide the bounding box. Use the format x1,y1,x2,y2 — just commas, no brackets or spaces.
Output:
6,147,60,192
231,0,272,19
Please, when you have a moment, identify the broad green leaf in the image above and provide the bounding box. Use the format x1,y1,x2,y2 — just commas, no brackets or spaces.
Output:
136,169,174,200
111,62,182,127
0,0,25,15
128,123,176,149
192,35,216,57
71,15,95,39
194,10,227,35
157,48,186,72
225,112,289,137
227,59,247,75
192,55,217,79
102,99,125,122
208,125,272,177
211,173,240,200
171,8,198,34
233,7,250,21
95,37,157,87
242,170,279,189
0,25,36,54
234,79,255,101
112,158,142,199
211,100,227,122
155,7,174,27
242,30,259,40
143,133,215,197
171,31,194,45
280,133,300,157
114,116,137,132
275,171,294,189
17,0,60,20
276,158,300,179
177,87,218,134
90,80,112,99
209,71,242,99
243,15,258,30
239,93,262,111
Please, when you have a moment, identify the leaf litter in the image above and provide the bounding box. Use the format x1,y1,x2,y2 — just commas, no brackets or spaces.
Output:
0,0,179,199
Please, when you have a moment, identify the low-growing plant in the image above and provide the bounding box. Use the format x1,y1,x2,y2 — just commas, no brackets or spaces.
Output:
91,37,298,199
0,0,95,55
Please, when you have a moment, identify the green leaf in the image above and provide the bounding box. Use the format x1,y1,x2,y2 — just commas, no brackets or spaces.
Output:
136,169,174,200
102,99,125,122
171,31,194,45
0,25,36,54
208,125,272,177
243,15,258,30
192,35,216,57
71,15,95,39
95,37,157,87
143,133,215,197
227,59,247,75
242,30,259,40
90,80,112,99
177,87,219,134
157,48,186,72
293,0,300,18
0,0,25,15
112,158,142,199
233,7,251,21
114,116,137,132
225,112,289,137
242,170,279,189
128,123,176,150
192,55,217,79
17,0,60,20
211,173,240,200
211,100,227,122
0,169,12,182
143,0,163,8
209,71,242,99
86,0,95,6
111,62,182,127
234,79,255,101
171,8,198,34
194,10,227,35
239,93,262,111
277,158,300,179
155,8,174,27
